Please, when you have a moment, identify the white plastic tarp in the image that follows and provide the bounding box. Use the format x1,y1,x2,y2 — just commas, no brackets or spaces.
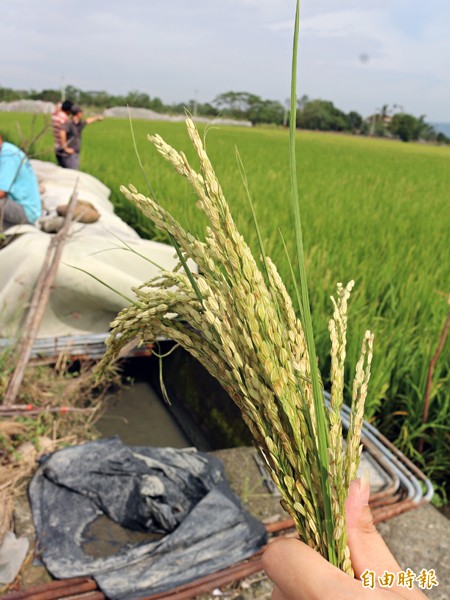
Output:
0,161,189,339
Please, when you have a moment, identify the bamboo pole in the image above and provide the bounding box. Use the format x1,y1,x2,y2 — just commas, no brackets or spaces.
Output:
3,186,79,407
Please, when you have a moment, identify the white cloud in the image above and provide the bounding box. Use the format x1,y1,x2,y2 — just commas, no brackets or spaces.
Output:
263,5,450,119
1,0,449,121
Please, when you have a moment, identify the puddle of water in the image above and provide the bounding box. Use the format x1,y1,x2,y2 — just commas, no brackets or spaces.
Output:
85,379,193,559
97,379,191,448
81,514,164,558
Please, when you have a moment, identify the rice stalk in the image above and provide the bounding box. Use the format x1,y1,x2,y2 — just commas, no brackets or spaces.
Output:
98,114,373,573
98,0,373,574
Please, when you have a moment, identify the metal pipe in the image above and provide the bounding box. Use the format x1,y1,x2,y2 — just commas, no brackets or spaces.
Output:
366,424,434,502
140,557,265,600
324,394,429,504
3,579,98,600
2,578,93,599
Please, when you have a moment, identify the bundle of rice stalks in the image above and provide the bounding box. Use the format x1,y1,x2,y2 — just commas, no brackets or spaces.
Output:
99,113,373,573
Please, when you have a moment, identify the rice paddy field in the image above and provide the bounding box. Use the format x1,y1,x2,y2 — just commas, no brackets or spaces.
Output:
1,113,449,497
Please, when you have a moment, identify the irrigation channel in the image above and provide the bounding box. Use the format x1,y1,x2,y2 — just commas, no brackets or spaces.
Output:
97,376,191,449
97,341,252,452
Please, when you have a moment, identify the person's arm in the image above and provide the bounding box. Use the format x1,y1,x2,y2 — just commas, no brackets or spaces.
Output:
85,115,104,125
263,478,428,599
60,127,74,154
0,190,7,198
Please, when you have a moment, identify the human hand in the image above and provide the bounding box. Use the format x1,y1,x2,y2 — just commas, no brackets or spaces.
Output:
65,147,75,155
262,478,428,599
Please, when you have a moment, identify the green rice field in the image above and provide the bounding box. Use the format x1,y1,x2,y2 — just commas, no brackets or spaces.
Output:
1,113,449,497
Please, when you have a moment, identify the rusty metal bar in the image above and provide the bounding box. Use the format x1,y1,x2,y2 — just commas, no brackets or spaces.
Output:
61,593,105,600
373,498,426,524
3,578,98,600
2,578,93,599
265,518,295,533
141,557,265,600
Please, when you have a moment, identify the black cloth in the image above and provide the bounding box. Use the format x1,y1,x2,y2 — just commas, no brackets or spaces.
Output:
29,438,267,600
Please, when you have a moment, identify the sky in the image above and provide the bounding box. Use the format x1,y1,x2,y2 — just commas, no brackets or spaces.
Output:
3,0,450,122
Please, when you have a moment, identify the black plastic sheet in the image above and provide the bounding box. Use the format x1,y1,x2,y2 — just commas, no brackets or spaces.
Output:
29,438,267,599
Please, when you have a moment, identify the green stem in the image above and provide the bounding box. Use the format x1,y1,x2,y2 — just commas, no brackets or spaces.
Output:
66,263,142,307
289,0,336,565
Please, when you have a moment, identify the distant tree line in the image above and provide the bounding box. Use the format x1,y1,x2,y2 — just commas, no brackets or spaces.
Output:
1,84,448,144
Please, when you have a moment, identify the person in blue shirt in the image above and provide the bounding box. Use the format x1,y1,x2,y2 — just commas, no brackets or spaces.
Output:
0,134,42,231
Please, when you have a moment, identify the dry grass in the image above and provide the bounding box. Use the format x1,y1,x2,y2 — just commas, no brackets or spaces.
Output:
0,353,121,544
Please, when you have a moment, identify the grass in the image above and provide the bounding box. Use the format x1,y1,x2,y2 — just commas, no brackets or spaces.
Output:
0,112,449,497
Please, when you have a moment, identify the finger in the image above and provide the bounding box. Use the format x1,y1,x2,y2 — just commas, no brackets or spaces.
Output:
346,475,400,577
263,538,365,600
346,476,426,599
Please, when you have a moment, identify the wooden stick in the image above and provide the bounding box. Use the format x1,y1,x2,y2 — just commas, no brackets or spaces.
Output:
3,185,79,407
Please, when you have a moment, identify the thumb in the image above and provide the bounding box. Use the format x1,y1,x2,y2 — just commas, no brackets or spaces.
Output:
345,473,400,579
263,537,362,600
346,476,428,599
